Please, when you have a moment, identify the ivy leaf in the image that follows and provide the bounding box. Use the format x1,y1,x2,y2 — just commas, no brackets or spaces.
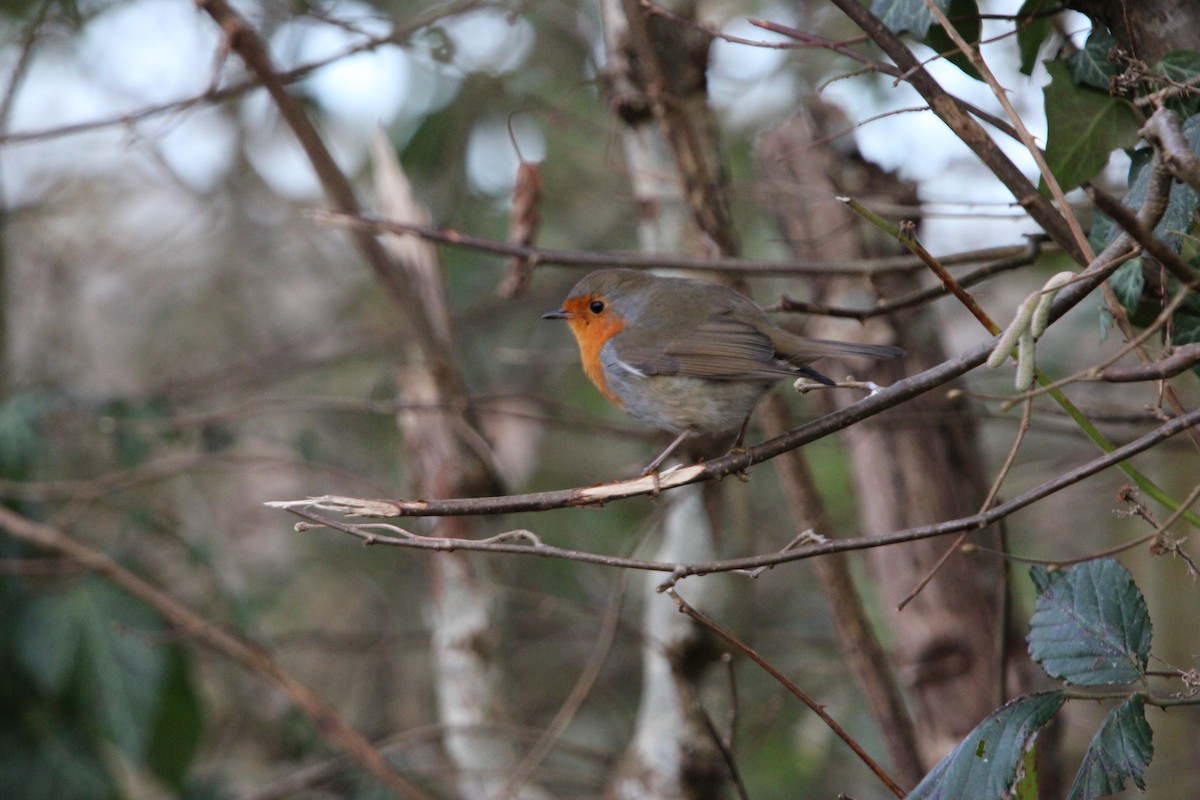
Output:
1066,695,1153,799
1107,259,1145,313
1067,29,1118,90
1153,51,1200,116
1042,60,1142,194
923,0,981,80
17,575,199,777
871,0,951,39
1015,0,1053,76
907,692,1065,800
1027,559,1151,685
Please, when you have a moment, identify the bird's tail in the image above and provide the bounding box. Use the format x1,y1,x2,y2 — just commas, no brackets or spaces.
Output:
772,329,905,364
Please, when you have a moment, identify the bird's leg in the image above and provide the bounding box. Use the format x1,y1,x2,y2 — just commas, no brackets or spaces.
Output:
640,429,691,484
725,415,753,482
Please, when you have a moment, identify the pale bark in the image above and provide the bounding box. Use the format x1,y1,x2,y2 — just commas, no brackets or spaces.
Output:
372,136,549,800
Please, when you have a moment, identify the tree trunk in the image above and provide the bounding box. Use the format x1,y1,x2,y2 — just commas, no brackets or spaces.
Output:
756,106,1043,769
1066,0,1200,63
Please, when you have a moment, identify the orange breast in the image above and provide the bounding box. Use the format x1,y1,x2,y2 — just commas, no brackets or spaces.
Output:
565,304,627,408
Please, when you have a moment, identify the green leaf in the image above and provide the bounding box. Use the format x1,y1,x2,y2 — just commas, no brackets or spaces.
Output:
923,0,982,80
1067,29,1118,90
1027,559,1151,685
145,648,203,789
1066,695,1153,799
1107,258,1145,313
0,391,48,480
1153,51,1200,116
1016,0,1053,76
18,578,170,762
907,692,1065,800
1094,116,1200,255
1042,60,1142,194
871,0,951,39
0,727,117,800
1012,742,1040,799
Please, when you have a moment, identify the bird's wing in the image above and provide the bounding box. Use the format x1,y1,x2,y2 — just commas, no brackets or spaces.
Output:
614,312,799,381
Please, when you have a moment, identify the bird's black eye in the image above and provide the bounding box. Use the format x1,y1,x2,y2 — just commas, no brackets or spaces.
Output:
589,300,605,314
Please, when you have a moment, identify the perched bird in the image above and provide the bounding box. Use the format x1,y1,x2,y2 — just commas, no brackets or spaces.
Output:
544,269,903,474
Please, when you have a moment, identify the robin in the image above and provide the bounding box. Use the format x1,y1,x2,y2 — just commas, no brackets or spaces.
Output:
543,268,903,474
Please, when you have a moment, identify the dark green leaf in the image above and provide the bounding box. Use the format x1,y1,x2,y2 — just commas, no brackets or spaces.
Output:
1094,118,1200,255
102,397,171,468
871,0,951,39
907,692,1065,800
1016,0,1053,76
0,727,117,800
1153,51,1200,115
17,578,170,762
1107,259,1145,313
0,392,48,480
17,590,84,693
145,648,203,789
1066,695,1153,799
1028,559,1151,685
1171,309,1200,348
1042,60,1142,194
1067,29,1118,90
923,0,982,80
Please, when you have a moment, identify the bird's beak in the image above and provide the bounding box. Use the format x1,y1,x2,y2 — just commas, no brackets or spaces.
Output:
542,308,569,320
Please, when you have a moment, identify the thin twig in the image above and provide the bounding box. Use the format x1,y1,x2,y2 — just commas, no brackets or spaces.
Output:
897,396,1034,611
314,209,1037,277
666,589,906,798
825,0,1086,262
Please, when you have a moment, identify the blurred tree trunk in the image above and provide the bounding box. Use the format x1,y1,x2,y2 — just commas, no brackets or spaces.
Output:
371,137,550,800
1065,0,1200,63
755,107,1046,772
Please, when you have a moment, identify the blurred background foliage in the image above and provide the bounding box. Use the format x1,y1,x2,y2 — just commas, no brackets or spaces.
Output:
1,0,1198,798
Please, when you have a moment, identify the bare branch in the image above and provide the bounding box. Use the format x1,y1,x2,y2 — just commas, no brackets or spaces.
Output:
1099,343,1200,382
825,0,1087,263
275,405,1200,574
1141,106,1200,193
314,209,1045,277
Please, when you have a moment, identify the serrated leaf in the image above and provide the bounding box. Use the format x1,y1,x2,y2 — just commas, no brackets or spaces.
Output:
1042,60,1142,194
1028,559,1150,685
1016,0,1053,76
1066,695,1153,799
1012,742,1040,799
1067,29,1118,90
871,0,951,39
923,0,981,80
907,692,1065,800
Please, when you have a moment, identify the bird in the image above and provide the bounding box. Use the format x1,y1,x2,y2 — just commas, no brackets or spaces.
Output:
543,268,903,474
